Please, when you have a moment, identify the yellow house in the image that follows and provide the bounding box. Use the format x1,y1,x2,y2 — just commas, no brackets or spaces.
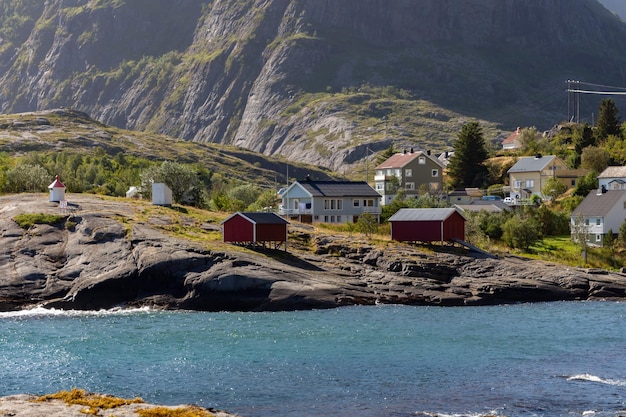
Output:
507,154,581,200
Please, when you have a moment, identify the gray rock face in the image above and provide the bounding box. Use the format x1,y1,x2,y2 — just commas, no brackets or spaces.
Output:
1,1,626,170
1,194,626,312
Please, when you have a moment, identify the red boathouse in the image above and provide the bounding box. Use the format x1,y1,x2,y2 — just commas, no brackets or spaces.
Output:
221,212,289,250
388,208,465,243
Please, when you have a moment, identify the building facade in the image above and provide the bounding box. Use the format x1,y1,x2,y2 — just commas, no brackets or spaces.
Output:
374,150,445,205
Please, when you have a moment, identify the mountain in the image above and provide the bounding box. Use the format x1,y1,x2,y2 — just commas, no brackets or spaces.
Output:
598,0,626,20
1,0,626,173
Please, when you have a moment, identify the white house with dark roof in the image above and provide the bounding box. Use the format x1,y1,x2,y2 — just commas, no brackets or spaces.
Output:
279,179,381,224
570,189,626,246
375,149,445,205
598,166,626,191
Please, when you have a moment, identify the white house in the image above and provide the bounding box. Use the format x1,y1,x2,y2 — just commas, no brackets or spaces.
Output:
598,166,626,191
48,175,66,202
279,179,381,224
570,188,626,246
152,183,172,206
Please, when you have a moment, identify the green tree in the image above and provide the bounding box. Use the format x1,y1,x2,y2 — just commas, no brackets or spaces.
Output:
356,212,378,238
595,98,621,141
541,177,567,201
580,146,610,173
140,161,201,205
447,122,489,189
502,214,540,250
573,171,598,197
5,164,50,193
618,221,626,248
572,124,596,167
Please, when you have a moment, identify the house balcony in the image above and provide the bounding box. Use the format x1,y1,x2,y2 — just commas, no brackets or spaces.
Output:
361,206,382,214
374,174,399,182
278,207,312,216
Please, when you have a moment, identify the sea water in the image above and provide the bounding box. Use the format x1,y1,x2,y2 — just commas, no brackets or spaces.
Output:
0,302,625,417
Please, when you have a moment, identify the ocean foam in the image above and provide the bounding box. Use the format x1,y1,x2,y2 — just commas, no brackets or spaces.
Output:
0,305,154,319
567,373,626,386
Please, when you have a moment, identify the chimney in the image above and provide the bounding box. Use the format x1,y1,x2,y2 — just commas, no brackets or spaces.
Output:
535,153,542,159
403,149,406,154
305,173,311,182
410,147,414,154
444,151,449,158
426,150,431,156
602,184,607,194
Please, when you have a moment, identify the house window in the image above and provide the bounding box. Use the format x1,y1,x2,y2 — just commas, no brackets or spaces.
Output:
405,169,412,177
363,199,375,207
431,169,439,177
525,179,535,188
596,234,602,242
514,180,522,188
405,182,415,190
418,156,426,164
324,199,343,210
585,219,590,226
429,182,440,191
353,199,360,207
571,180,576,186
376,183,384,191
596,218,601,226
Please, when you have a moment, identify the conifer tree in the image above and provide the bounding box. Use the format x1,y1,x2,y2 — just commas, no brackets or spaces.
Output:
447,121,489,189
595,98,621,140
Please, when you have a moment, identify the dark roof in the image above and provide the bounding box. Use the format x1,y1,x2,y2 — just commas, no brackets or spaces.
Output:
571,190,626,217
221,212,289,225
388,208,464,222
298,181,381,198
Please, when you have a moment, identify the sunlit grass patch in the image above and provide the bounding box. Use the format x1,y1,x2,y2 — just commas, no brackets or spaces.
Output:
35,388,144,410
137,405,215,417
13,213,66,229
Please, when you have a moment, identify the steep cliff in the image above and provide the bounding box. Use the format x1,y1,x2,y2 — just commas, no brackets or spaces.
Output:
1,0,626,171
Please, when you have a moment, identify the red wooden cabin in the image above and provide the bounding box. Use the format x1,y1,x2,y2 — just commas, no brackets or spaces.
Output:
221,212,289,250
388,208,465,243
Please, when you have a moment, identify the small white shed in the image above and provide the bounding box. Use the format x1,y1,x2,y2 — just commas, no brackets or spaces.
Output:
48,175,66,202
152,183,172,206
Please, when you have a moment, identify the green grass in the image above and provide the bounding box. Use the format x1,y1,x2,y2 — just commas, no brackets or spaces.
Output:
13,213,66,229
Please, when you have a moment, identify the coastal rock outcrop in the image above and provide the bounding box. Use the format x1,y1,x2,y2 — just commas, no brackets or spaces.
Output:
1,194,626,312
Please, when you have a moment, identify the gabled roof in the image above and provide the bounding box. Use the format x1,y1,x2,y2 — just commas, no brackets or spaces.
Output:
598,166,626,179
507,155,558,173
502,128,521,147
571,190,626,217
48,175,65,189
221,212,289,225
375,151,444,170
388,208,464,222
297,181,380,198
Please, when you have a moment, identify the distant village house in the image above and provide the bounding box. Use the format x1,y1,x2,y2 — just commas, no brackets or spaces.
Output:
375,149,445,205
279,179,381,224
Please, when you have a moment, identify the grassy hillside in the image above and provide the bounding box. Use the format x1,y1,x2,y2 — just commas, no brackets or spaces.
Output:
0,109,336,191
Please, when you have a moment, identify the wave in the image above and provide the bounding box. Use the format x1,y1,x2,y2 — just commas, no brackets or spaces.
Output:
567,373,626,386
0,305,156,319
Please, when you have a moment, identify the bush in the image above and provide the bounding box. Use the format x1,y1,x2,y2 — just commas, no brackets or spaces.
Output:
502,214,540,250
4,164,50,193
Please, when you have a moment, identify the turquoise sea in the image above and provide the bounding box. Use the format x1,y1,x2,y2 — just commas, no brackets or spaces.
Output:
1,302,625,417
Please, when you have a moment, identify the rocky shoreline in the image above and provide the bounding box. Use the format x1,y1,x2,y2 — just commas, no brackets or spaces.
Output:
0,392,238,417
2,193,626,312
